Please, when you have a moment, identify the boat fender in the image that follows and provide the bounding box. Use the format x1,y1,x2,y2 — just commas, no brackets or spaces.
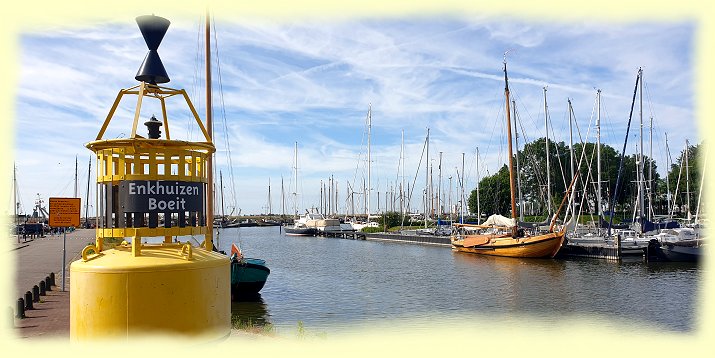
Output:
231,243,243,259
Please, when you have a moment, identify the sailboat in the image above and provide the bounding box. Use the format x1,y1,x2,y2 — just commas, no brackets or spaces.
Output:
646,140,706,262
450,59,572,258
200,13,270,296
284,142,317,236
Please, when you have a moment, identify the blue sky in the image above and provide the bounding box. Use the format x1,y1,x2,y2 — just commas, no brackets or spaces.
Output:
12,14,696,216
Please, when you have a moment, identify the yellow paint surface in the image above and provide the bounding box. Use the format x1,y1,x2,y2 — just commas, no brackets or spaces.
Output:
70,245,230,340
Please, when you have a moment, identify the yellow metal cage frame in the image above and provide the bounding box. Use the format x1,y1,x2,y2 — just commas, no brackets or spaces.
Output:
85,82,216,255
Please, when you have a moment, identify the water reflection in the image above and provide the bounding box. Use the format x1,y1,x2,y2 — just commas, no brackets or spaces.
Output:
231,294,271,329
451,251,570,316
645,261,699,274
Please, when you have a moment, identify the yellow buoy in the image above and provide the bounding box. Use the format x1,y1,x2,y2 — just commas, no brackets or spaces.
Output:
70,14,229,341
70,244,229,339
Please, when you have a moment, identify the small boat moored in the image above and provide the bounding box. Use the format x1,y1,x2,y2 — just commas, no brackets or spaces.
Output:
230,244,270,299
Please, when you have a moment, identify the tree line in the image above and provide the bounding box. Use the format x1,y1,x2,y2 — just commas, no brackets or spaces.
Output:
467,138,703,221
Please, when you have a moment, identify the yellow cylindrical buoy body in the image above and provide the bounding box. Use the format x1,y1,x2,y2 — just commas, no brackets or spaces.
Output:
70,244,230,340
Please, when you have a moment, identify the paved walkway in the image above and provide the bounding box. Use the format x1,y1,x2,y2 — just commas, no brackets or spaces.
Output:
10,229,95,339
8,229,258,341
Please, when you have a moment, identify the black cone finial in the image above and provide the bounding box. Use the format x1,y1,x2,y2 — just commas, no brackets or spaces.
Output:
144,115,163,139
135,15,171,84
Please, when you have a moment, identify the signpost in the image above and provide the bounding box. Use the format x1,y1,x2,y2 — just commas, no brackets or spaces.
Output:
49,197,80,291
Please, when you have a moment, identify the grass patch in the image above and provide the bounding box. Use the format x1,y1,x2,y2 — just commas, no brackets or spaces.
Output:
294,320,326,339
230,318,327,339
231,315,275,336
387,225,426,232
361,227,382,233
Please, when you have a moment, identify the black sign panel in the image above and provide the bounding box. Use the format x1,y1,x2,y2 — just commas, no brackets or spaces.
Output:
119,180,203,213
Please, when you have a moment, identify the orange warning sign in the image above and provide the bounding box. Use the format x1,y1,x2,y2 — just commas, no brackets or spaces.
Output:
49,197,81,227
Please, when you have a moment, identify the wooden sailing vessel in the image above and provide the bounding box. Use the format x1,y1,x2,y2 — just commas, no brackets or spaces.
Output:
450,59,574,258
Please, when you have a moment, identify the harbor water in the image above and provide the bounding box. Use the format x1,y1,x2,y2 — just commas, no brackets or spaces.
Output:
218,226,699,335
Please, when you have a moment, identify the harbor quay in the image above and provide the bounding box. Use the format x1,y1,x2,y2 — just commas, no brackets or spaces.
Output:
8,229,257,340
10,228,95,338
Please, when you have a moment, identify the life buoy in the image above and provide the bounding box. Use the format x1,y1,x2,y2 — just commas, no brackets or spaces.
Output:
231,243,243,259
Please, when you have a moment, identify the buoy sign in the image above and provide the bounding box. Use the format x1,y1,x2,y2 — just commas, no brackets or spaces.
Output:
49,197,81,227
120,180,203,213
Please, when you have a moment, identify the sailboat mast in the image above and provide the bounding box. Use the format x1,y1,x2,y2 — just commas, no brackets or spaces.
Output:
568,99,575,218
334,176,337,215
503,61,518,236
429,163,433,219
438,151,443,223
220,171,225,219
367,104,372,219
638,68,645,224
695,147,706,224
205,11,214,250
512,99,523,222
670,150,684,219
665,133,671,218
426,127,430,222
448,176,453,222
476,147,481,221
596,90,603,222
607,68,641,236
293,141,298,217
268,177,272,215
401,129,405,216
649,116,653,220
543,87,552,216
685,139,691,220
461,152,466,224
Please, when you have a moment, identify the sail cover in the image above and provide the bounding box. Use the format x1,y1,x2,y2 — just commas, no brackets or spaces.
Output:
481,214,515,227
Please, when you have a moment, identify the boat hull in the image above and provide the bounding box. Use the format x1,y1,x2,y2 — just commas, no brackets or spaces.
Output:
451,231,564,258
284,226,317,236
230,258,270,299
648,239,702,262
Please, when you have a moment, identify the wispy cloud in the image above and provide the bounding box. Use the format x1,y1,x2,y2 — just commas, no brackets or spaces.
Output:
13,16,695,214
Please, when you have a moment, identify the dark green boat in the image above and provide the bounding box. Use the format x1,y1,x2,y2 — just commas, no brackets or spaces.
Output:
230,244,270,300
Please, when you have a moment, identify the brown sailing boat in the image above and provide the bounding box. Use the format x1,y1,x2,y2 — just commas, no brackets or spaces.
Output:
450,59,575,258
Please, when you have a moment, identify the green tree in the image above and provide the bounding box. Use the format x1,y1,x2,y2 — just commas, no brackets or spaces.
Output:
517,137,569,215
469,136,677,222
468,164,511,217
570,142,620,213
377,211,403,229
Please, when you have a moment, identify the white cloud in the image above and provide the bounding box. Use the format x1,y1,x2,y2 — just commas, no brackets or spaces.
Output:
12,16,695,214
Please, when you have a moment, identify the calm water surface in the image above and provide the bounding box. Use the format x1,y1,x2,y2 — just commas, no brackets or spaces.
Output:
218,226,700,334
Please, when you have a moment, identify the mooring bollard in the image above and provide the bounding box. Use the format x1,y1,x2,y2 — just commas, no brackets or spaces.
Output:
39,281,46,296
32,285,40,303
16,298,25,319
24,292,33,310
45,276,51,291
50,272,56,286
